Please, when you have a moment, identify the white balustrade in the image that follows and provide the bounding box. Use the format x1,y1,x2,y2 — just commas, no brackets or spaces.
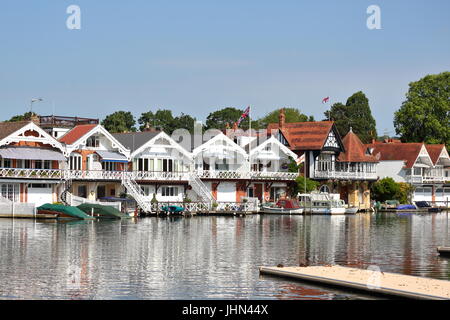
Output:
313,170,378,180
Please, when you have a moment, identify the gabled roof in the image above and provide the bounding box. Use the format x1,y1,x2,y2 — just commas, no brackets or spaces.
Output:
0,121,31,140
0,121,66,155
338,130,378,163
58,124,97,145
425,144,448,165
192,132,248,158
365,142,425,168
250,136,298,160
112,131,161,153
267,121,340,151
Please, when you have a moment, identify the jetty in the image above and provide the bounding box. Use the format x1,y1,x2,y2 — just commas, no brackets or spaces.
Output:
259,265,450,299
438,247,450,256
0,212,57,219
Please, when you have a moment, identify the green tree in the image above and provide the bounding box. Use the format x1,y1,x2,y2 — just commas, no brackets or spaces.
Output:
101,111,136,133
7,112,38,122
138,109,196,134
138,109,174,133
205,107,251,130
172,113,197,134
258,108,309,128
291,176,319,196
325,91,377,143
394,72,450,146
371,177,401,203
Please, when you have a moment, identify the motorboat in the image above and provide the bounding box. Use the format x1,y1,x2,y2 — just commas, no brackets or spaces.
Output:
345,207,359,214
298,192,346,215
260,199,304,215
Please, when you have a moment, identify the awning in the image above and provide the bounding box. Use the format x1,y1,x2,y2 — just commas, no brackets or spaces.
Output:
96,150,128,163
0,147,66,161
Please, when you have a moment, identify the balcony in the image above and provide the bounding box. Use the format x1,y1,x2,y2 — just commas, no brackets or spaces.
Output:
0,168,298,182
313,170,378,180
406,175,448,184
197,170,298,181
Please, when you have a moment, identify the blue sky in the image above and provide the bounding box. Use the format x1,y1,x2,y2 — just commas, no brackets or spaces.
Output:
0,0,449,136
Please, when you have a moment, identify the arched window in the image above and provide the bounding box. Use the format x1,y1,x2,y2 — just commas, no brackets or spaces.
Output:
319,185,330,193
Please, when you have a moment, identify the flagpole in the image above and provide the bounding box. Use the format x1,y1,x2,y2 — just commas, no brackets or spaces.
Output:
248,105,251,171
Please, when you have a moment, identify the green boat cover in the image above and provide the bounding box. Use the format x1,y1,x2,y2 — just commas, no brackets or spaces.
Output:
77,203,130,219
37,203,94,220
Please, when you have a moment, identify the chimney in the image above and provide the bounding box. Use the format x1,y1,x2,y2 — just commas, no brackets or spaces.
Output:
31,114,40,125
279,108,285,129
143,122,157,132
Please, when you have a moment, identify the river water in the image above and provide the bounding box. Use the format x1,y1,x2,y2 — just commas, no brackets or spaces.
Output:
0,212,449,300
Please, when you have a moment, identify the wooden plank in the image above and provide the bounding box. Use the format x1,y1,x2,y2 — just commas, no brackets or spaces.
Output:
438,247,450,255
0,213,58,219
259,265,450,300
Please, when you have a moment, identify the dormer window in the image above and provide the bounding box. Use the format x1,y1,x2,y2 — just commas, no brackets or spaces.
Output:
86,136,100,148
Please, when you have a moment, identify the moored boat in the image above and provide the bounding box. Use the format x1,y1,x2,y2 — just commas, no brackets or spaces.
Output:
298,192,347,215
260,199,304,215
37,204,94,220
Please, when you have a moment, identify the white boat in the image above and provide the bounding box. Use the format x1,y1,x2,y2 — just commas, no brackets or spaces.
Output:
298,192,347,215
260,199,304,215
345,207,359,214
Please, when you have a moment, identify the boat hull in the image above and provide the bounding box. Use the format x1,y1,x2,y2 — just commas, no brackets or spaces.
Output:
260,207,304,215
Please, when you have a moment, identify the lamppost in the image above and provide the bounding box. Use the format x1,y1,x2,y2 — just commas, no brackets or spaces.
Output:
30,98,43,113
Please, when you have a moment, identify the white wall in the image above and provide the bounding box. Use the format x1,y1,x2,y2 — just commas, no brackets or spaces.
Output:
376,161,406,182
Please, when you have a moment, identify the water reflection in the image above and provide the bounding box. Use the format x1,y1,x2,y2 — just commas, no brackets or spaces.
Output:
0,212,449,300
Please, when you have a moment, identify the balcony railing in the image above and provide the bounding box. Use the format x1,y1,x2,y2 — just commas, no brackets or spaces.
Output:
407,175,448,184
197,170,298,180
313,170,378,180
0,168,298,181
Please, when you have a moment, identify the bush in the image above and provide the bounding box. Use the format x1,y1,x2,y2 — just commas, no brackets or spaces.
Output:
371,178,412,203
292,176,319,195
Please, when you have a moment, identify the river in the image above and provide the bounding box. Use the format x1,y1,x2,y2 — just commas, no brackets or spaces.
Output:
0,212,449,300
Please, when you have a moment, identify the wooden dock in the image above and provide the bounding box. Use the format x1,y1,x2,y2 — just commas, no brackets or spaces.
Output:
0,213,58,219
438,247,450,256
259,265,450,300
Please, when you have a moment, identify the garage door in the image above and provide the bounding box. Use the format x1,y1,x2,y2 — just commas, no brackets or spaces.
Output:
217,182,236,202
28,184,53,207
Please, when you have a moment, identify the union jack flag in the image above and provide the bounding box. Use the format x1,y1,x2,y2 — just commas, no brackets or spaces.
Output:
236,106,250,126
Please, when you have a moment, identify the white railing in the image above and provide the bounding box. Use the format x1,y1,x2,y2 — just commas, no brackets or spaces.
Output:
121,175,153,213
150,201,256,213
313,170,378,180
0,168,298,181
188,172,214,204
130,171,190,181
197,170,298,180
0,168,63,179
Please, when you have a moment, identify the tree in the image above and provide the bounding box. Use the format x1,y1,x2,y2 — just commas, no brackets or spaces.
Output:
371,177,401,203
325,91,377,143
394,72,450,146
172,113,196,134
138,109,174,133
7,112,38,122
101,111,136,133
291,176,319,196
258,108,309,128
138,109,196,134
205,107,251,130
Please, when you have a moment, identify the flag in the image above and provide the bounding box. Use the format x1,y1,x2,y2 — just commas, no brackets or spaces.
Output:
296,154,305,165
322,97,330,104
236,106,250,127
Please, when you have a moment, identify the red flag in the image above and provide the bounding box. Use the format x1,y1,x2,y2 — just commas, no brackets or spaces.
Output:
322,97,330,104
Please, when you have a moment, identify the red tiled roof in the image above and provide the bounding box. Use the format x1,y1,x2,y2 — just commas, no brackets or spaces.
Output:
365,142,424,168
58,124,97,145
338,130,378,163
425,144,446,165
267,121,335,150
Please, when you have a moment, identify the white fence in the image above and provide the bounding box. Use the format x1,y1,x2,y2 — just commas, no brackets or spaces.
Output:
0,196,36,216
